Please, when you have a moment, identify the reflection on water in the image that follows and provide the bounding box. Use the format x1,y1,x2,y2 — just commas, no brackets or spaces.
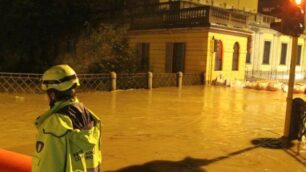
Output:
0,86,305,171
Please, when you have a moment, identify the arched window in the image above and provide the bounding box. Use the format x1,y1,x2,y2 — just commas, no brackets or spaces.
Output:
214,40,223,71
232,42,240,71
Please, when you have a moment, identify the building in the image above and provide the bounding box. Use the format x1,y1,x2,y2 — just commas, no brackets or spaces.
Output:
126,0,306,82
246,14,306,80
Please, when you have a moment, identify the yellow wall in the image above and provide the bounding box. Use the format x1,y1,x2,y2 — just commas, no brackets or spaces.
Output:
129,28,208,73
129,28,249,82
206,32,248,81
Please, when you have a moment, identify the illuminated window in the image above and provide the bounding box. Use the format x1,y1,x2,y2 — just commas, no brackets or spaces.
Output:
215,40,223,71
297,45,302,66
263,41,271,64
280,43,287,65
232,42,239,71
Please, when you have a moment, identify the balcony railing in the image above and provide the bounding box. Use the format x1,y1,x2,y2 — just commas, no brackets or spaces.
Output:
130,5,248,30
130,6,209,30
247,14,277,28
209,7,247,29
126,1,203,14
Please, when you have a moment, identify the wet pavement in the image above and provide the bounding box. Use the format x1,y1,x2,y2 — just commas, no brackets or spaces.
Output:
0,86,305,171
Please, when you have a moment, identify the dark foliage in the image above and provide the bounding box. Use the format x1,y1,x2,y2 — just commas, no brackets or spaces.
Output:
0,0,134,73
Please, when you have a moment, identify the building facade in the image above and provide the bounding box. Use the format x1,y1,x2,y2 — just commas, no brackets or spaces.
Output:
130,27,249,81
126,0,306,82
246,14,306,80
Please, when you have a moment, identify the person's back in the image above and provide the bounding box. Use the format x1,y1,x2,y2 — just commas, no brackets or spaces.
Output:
32,65,102,172
58,102,95,130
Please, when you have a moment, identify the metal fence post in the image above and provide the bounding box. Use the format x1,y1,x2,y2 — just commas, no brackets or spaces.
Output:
111,72,117,91
148,72,153,89
177,71,183,88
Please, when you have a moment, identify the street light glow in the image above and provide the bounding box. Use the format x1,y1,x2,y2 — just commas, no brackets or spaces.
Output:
295,0,302,5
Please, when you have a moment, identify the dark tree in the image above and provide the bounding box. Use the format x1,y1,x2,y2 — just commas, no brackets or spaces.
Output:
0,0,133,73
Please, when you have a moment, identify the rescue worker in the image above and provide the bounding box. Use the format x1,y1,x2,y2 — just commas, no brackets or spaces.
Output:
32,64,102,172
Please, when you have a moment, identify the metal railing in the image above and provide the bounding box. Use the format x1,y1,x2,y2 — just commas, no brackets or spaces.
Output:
183,73,204,86
152,73,178,88
117,73,147,89
0,72,204,93
78,74,110,92
245,70,306,81
0,73,42,93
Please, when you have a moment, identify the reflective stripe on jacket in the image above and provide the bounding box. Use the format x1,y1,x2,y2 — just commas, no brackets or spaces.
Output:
32,98,102,172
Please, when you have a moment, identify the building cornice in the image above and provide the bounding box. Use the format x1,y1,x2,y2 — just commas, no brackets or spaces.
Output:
129,25,252,38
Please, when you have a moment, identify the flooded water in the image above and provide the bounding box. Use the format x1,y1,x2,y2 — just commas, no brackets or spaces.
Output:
0,86,305,172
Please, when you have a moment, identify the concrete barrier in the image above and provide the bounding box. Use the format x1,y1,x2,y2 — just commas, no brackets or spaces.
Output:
0,149,31,172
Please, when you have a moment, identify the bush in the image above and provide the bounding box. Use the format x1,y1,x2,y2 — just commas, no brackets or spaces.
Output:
57,24,138,73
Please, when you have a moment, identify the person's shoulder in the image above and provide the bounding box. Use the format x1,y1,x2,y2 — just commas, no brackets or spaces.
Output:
83,106,101,121
42,113,73,137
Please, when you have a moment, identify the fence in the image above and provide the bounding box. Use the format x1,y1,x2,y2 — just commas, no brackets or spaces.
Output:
78,74,110,92
0,73,41,93
0,72,204,93
152,73,177,88
117,73,148,90
245,70,306,81
183,73,204,85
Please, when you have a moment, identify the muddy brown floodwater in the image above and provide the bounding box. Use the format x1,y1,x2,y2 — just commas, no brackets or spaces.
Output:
0,86,305,172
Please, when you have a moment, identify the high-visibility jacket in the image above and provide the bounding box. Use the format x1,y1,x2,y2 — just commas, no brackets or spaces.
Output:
32,98,102,172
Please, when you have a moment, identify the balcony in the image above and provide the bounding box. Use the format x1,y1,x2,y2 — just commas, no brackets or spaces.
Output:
247,14,277,29
128,3,248,30
209,7,247,29
126,1,203,12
